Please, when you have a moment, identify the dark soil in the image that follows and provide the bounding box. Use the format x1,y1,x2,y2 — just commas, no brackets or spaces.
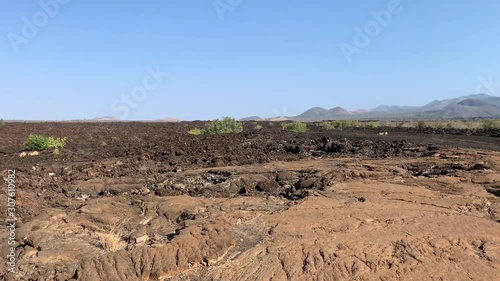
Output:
1,122,499,193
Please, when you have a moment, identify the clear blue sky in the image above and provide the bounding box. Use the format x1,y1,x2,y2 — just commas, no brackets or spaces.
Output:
1,0,500,120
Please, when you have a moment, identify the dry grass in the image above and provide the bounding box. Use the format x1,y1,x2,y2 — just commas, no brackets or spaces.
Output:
91,219,129,252
92,232,127,252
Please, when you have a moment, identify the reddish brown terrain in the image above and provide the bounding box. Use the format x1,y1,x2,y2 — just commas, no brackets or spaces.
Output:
1,122,499,281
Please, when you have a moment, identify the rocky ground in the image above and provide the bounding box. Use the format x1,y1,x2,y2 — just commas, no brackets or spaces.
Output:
0,122,499,281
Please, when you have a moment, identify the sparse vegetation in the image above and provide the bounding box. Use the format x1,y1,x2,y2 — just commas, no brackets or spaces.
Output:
254,125,264,130
317,119,500,131
24,134,67,151
364,121,379,129
428,122,444,129
0,119,4,126
188,117,243,136
320,121,335,130
204,117,243,135
92,225,127,252
92,231,127,252
482,119,499,129
282,121,308,133
91,220,129,252
188,128,203,135
321,120,360,131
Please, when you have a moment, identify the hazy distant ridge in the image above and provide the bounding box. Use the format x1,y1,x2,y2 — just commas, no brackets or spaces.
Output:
242,94,500,121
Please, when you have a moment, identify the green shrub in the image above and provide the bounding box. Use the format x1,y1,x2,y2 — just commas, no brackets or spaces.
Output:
429,122,444,129
282,121,308,133
417,121,426,129
320,121,335,130
0,119,4,126
187,128,203,135
24,134,67,151
203,117,243,135
435,123,444,129
482,119,498,129
322,120,359,131
365,121,379,129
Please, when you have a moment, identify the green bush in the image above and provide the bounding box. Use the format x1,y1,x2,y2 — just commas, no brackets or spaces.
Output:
0,119,4,126
482,119,498,129
187,128,203,135
429,122,444,129
417,121,426,129
322,120,359,131
364,121,379,129
320,121,335,130
282,121,308,133
203,117,243,135
24,134,67,151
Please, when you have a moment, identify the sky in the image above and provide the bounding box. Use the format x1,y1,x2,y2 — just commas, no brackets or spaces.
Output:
1,0,500,120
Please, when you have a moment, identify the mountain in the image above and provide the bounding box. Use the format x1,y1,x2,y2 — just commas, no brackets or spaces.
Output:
295,107,327,119
240,116,263,121
239,94,500,122
293,107,353,121
423,98,500,119
484,96,500,107
92,116,120,122
354,109,370,114
421,94,492,111
288,94,500,121
156,117,180,122
372,105,419,113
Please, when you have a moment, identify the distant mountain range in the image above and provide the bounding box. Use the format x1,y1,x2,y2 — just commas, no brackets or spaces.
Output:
88,117,180,122
242,94,500,121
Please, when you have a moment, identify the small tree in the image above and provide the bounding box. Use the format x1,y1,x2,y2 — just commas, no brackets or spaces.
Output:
282,121,308,133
